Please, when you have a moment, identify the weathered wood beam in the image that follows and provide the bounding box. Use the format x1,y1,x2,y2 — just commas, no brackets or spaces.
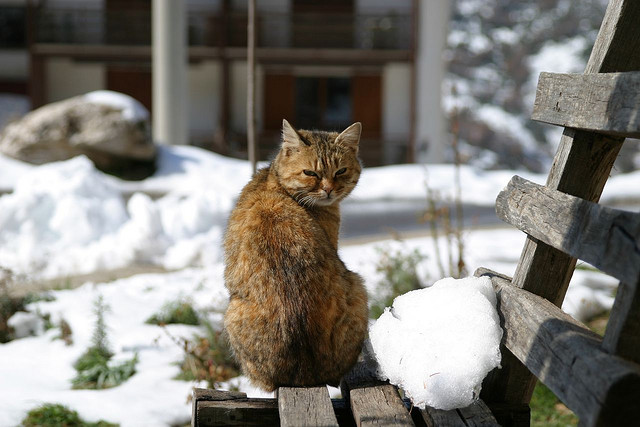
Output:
457,401,500,427
350,385,415,427
420,400,499,427
277,386,339,427
476,268,640,427
496,175,640,285
603,279,640,365
341,362,415,427
191,388,279,427
532,72,640,138
585,0,640,73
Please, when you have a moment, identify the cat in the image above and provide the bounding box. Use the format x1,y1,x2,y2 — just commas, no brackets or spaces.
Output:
223,119,369,391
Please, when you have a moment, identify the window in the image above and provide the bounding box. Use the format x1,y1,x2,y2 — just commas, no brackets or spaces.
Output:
0,7,27,48
295,77,352,131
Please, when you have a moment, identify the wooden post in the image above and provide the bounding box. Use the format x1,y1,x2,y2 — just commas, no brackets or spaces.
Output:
214,0,231,154
26,0,46,109
247,0,258,173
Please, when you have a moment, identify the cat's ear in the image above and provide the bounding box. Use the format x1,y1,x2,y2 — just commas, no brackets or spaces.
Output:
336,122,362,150
282,119,309,150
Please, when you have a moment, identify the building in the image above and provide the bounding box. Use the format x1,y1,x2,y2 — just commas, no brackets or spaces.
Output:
0,0,451,166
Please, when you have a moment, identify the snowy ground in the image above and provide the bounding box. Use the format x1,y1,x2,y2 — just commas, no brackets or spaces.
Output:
0,146,633,426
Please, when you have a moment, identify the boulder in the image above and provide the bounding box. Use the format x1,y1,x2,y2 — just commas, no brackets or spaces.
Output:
0,90,156,180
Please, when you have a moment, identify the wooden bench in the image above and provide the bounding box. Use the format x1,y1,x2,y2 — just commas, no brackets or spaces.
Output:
192,363,503,426
193,0,640,424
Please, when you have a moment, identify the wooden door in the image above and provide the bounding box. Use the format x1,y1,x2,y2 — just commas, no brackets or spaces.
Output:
352,74,381,138
106,66,152,115
263,74,295,132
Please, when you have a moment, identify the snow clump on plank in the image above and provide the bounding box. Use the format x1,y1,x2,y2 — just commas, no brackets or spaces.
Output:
368,276,502,410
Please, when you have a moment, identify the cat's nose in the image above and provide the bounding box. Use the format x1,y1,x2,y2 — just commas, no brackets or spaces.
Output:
323,185,334,196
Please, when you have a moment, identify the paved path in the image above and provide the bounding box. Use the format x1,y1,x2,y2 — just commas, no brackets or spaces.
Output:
340,200,499,242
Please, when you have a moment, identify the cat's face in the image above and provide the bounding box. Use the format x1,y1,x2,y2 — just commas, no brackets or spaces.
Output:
275,120,362,207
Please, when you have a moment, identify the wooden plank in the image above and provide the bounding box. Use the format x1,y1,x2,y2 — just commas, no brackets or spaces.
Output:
192,387,248,427
420,407,465,427
532,72,640,138
350,384,415,426
277,386,339,427
341,362,414,426
603,279,640,364
482,0,640,406
496,175,640,285
195,394,353,427
457,400,500,426
420,400,499,427
476,268,640,427
197,399,279,426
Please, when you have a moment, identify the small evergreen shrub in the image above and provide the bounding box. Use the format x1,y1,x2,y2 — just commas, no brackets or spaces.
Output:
370,245,428,319
72,296,137,389
146,299,200,326
22,403,118,427
72,355,139,390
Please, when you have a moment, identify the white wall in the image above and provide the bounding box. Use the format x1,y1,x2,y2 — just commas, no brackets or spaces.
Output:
46,58,105,103
188,60,221,139
230,61,264,134
230,61,247,133
0,49,28,80
382,62,411,142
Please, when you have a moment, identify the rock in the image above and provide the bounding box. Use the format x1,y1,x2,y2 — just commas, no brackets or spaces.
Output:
0,91,156,180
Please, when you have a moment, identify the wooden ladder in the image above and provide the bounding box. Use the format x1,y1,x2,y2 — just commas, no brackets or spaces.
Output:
192,0,640,425
476,0,640,425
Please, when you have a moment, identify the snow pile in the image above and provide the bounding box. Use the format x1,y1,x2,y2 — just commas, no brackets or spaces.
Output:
368,276,502,410
0,155,230,279
83,90,149,123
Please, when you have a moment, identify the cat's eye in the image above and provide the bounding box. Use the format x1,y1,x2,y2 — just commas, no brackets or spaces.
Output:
335,168,347,176
303,170,319,177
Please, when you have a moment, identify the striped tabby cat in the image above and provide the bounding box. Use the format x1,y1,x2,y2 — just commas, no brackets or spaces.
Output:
223,119,368,391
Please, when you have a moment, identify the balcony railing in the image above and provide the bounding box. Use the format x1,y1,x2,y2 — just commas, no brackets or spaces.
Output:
33,7,412,51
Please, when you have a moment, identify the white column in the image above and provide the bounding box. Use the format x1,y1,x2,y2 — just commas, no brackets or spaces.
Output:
152,0,188,145
415,0,452,163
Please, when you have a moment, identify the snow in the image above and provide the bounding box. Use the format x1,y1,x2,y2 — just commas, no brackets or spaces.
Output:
83,90,150,123
0,267,227,427
525,36,588,109
0,152,235,280
0,145,636,425
369,276,502,410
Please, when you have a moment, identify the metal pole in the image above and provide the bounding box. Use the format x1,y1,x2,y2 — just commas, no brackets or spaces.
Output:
247,0,257,173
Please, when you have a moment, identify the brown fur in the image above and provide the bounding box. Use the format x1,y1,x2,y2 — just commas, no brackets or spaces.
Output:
223,120,369,391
